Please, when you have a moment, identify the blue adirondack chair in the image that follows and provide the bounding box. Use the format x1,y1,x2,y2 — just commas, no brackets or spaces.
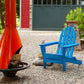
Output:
39,26,82,72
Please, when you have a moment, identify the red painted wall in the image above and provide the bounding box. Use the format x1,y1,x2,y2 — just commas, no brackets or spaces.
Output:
21,0,30,28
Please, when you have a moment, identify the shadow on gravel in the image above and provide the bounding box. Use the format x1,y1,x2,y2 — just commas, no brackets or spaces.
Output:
44,63,83,73
0,75,31,83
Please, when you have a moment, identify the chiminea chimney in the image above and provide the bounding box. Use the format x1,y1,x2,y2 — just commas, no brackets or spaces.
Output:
0,0,30,77
0,0,22,69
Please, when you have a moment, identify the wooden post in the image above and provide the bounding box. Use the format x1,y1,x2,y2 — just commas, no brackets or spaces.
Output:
0,0,22,69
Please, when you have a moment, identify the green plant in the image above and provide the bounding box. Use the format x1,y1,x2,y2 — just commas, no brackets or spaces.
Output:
64,7,84,39
0,20,4,34
0,0,5,29
0,20,2,34
0,20,2,29
16,18,20,27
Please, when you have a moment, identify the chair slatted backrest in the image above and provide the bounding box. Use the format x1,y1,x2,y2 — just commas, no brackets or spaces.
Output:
56,26,76,57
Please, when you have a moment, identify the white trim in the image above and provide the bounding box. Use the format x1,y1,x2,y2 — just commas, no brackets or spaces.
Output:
81,1,84,5
77,0,79,5
20,0,21,28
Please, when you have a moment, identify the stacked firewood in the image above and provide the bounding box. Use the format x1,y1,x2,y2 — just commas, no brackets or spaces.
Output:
8,54,22,69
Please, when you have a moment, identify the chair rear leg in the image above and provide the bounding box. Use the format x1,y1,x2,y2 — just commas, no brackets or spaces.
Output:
43,61,46,69
63,62,66,72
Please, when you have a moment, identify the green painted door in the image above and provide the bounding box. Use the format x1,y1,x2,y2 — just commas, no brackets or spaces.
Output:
33,0,84,31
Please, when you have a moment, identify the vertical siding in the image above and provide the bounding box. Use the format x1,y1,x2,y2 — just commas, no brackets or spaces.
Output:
21,0,30,28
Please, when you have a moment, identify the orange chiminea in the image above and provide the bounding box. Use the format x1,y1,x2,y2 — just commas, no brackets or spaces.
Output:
0,0,22,69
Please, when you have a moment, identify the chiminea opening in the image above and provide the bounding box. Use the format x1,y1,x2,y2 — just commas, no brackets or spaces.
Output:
1,47,30,77
15,47,22,54
8,48,22,69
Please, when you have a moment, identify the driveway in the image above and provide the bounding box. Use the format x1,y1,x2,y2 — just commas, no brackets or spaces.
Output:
0,29,84,84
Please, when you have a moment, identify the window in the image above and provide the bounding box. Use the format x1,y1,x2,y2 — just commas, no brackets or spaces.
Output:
67,0,71,5
72,0,76,5
63,0,66,5
53,0,56,4
38,0,41,4
34,0,79,5
57,0,61,5
34,0,37,4
48,0,51,4
43,0,46,4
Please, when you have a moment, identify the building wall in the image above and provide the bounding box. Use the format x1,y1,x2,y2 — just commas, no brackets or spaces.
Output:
21,0,30,28
20,0,81,30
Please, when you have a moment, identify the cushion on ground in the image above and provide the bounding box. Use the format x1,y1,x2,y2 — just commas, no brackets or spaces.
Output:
32,58,52,66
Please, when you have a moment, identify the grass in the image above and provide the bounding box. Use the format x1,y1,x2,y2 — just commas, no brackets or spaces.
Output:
16,18,20,27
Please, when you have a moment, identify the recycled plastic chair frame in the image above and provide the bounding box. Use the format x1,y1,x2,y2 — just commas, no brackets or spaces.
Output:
39,26,82,72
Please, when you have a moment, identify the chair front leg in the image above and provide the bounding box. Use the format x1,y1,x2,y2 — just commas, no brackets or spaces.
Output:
63,62,66,72
63,47,66,72
43,61,46,69
40,45,46,69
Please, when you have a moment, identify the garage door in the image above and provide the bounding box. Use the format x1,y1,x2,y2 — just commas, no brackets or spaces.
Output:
33,0,84,31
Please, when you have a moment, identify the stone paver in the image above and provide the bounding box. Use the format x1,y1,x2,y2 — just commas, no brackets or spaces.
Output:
0,29,84,84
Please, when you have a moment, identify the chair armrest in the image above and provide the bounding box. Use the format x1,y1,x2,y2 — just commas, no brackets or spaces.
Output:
39,41,59,46
63,43,79,48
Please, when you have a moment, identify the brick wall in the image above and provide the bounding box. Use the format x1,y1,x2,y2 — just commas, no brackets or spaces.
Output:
21,0,30,28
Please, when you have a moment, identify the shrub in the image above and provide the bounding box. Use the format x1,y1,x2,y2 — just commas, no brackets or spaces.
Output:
16,18,20,27
0,20,2,34
64,7,84,39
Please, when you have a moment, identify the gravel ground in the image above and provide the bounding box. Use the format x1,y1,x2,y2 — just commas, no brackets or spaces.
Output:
0,29,84,84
